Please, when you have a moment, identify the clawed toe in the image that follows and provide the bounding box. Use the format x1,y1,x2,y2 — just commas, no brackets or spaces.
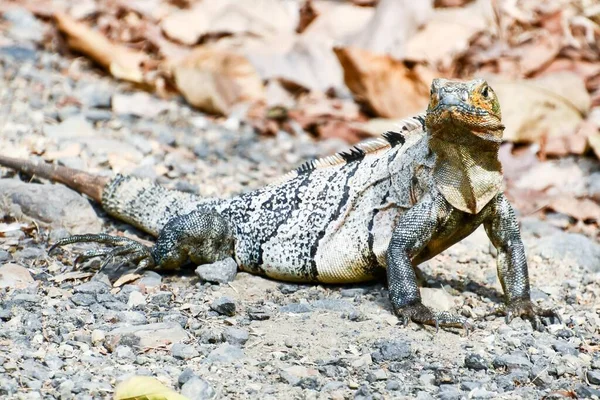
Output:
502,299,562,330
395,302,470,334
50,234,155,273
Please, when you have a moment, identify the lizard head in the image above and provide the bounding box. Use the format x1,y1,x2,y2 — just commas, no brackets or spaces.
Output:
425,78,504,143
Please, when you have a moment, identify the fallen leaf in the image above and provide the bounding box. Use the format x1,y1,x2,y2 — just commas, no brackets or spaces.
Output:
540,120,597,158
405,0,492,67
161,0,298,45
0,264,35,289
487,72,590,143
513,31,562,76
346,0,433,59
113,273,142,287
334,46,436,118
54,12,149,84
114,376,189,400
51,271,95,283
547,197,600,221
172,46,265,115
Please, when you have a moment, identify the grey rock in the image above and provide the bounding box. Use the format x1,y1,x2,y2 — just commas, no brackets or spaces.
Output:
354,384,372,400
138,271,162,288
460,381,482,391
587,370,600,385
0,249,11,262
71,293,96,306
438,385,463,400
419,373,436,386
115,345,135,361
178,368,196,386
0,179,101,234
222,327,249,346
552,341,578,356
181,377,216,400
279,303,312,314
464,353,489,370
385,380,401,391
77,85,112,108
367,368,387,382
278,284,300,294
204,343,244,364
150,291,172,306
43,355,64,371
469,387,497,399
12,247,45,260
195,257,238,284
74,281,110,295
576,384,600,398
340,288,367,297
116,311,147,325
171,343,200,360
210,297,236,316
247,307,271,320
492,353,532,370
372,339,411,362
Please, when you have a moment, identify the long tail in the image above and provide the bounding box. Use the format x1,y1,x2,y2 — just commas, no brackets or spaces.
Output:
0,155,108,203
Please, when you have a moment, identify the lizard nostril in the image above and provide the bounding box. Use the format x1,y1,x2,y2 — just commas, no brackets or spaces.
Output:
461,91,468,102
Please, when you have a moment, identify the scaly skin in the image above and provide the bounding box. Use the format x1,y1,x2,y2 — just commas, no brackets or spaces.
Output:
0,78,560,330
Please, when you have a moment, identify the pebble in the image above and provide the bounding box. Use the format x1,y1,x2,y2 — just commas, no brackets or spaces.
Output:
210,297,236,316
372,339,411,362
464,353,489,370
203,343,244,364
0,263,34,289
279,302,312,314
587,370,600,385
222,327,249,346
127,291,146,308
171,343,200,360
150,291,172,306
195,258,238,284
181,377,216,400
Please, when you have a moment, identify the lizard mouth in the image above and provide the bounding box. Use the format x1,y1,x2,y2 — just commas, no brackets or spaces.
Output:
427,105,504,143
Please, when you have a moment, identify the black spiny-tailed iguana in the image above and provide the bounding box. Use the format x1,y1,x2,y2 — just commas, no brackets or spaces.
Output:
0,78,559,330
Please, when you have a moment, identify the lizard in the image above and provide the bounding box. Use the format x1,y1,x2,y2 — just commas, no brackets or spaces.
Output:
0,78,559,330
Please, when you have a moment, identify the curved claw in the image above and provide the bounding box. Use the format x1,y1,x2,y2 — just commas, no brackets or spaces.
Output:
49,233,155,273
395,302,471,334
502,298,561,331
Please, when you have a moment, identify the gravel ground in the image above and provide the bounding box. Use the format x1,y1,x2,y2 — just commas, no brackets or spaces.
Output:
1,11,600,400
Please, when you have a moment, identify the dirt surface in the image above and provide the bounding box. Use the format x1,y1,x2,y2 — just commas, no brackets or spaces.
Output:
0,7,600,400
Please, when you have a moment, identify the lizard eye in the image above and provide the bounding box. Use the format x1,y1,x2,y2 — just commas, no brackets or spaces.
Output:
481,85,490,98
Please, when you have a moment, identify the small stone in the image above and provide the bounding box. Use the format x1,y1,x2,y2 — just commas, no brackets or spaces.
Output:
91,329,106,345
492,353,532,370
222,327,249,346
178,368,196,386
105,323,188,350
204,343,244,364
367,368,387,381
210,297,236,316
151,291,172,306
372,339,411,362
74,280,111,295
278,284,299,294
247,307,271,320
351,353,372,368
181,377,216,400
321,381,345,392
71,293,96,306
0,263,34,289
340,288,367,297
587,370,600,385
116,311,147,325
464,353,489,370
85,109,112,122
419,373,436,386
138,271,162,288
279,303,312,314
115,345,135,361
127,291,146,308
311,299,355,313
171,343,200,360
195,258,238,284
386,380,401,391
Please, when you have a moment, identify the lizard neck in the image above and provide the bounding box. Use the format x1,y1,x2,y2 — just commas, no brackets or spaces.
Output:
428,126,504,214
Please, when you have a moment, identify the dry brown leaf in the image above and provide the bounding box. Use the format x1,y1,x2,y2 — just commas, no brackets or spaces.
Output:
406,0,491,66
50,271,94,283
547,197,600,221
346,0,433,59
540,120,597,158
172,46,265,115
54,12,149,84
487,73,590,143
513,32,562,76
296,0,318,34
113,273,142,287
161,0,298,45
334,46,435,118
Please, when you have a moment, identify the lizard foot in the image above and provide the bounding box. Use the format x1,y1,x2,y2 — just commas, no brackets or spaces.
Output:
49,234,155,274
395,302,471,333
501,298,562,331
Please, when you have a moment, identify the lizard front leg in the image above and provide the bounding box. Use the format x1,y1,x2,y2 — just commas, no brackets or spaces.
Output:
387,194,469,330
483,193,560,330
51,209,235,273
